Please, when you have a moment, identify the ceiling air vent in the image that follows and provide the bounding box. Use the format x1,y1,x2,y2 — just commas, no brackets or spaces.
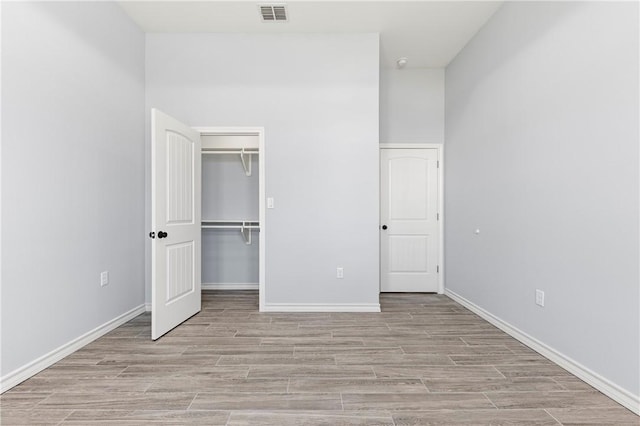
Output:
259,4,288,22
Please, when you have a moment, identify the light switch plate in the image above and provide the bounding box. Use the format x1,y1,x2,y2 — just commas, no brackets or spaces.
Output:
101,271,109,287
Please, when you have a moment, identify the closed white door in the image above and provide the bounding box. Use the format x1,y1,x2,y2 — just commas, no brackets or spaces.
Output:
151,109,202,339
380,148,439,292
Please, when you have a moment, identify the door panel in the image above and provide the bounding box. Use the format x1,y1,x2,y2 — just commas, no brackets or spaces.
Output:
152,109,201,340
381,148,439,292
389,235,429,272
389,157,428,220
165,242,195,303
166,131,194,224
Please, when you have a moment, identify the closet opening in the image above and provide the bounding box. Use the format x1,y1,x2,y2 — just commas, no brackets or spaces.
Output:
197,129,266,312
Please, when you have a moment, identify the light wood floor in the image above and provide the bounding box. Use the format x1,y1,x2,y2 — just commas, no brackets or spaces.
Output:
1,291,637,425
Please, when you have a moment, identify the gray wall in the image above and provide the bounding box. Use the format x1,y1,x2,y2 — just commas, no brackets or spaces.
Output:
202,156,259,284
380,68,444,144
202,231,259,284
445,2,639,397
202,156,259,221
146,34,380,305
1,2,145,376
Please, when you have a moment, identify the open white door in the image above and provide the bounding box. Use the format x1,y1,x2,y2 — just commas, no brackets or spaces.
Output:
380,148,440,292
151,109,201,340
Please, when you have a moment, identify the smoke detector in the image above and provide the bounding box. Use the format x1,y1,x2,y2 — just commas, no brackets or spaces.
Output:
259,4,288,22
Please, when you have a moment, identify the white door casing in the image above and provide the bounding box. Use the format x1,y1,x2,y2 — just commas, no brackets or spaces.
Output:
151,109,202,339
380,146,441,293
194,127,266,312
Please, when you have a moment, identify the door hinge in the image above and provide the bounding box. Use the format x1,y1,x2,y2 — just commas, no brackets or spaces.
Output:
437,160,440,168
437,213,439,221
437,265,440,273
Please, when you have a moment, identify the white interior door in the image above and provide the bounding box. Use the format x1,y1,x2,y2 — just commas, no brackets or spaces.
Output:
151,109,202,339
380,148,439,292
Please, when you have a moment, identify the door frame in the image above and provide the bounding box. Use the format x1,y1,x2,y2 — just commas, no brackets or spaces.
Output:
194,126,266,311
379,143,444,294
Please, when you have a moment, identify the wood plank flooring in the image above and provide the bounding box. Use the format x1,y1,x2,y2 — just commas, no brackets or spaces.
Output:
2,291,637,425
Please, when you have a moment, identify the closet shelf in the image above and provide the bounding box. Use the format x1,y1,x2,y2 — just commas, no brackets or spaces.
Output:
201,220,260,245
202,147,258,177
201,221,260,229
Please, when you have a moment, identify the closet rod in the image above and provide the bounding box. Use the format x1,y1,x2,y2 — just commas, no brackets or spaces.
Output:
201,150,259,155
202,220,259,224
201,220,259,244
201,225,260,230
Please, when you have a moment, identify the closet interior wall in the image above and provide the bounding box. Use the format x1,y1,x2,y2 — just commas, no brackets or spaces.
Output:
201,134,260,290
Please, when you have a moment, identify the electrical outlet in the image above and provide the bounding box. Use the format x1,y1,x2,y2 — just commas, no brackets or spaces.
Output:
267,197,275,209
336,267,344,279
101,271,109,287
535,289,544,307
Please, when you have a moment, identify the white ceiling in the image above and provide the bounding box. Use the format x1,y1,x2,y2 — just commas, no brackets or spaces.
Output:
119,1,503,68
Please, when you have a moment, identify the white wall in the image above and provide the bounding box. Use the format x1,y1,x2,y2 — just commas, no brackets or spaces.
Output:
445,1,639,402
380,68,444,144
1,2,145,378
145,34,380,307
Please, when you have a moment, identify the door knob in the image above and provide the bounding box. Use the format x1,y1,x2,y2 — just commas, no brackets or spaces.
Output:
157,231,168,239
382,225,388,230
149,232,155,239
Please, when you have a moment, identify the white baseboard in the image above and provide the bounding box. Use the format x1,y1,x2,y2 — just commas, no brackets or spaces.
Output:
0,304,146,393
202,282,258,291
262,303,380,312
445,289,640,415
145,302,152,312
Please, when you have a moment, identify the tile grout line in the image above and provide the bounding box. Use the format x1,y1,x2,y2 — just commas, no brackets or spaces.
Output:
544,408,564,425
186,392,198,411
56,409,75,426
482,391,500,409
390,412,397,426
420,378,431,393
492,365,507,379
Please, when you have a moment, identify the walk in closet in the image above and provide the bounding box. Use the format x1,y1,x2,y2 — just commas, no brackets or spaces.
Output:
200,132,262,291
